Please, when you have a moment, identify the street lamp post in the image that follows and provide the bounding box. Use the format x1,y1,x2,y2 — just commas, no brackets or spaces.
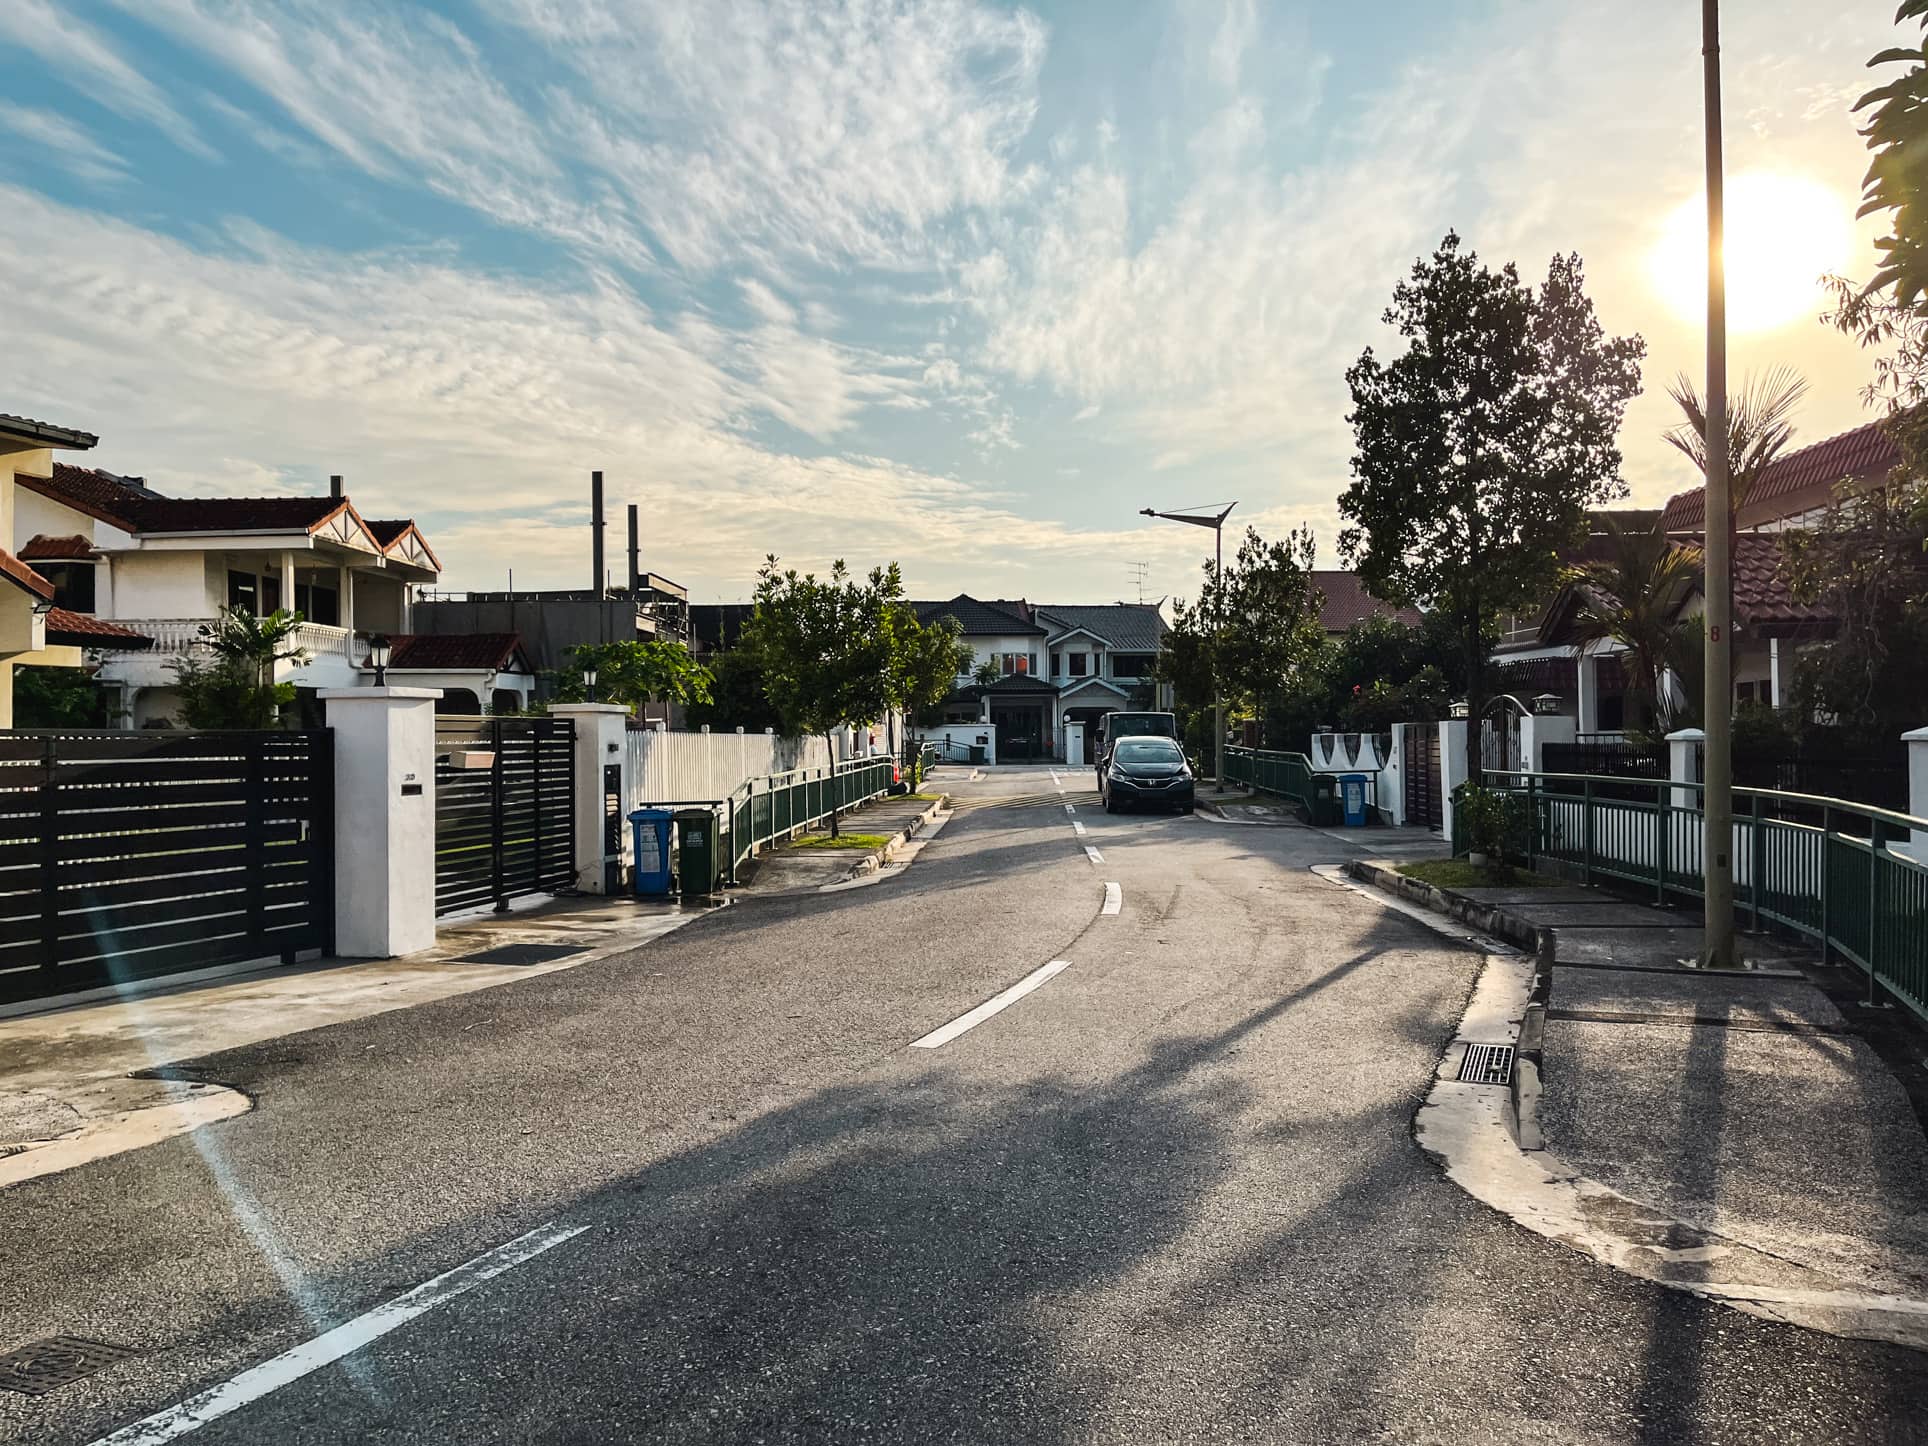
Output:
1140,501,1237,790
1701,0,1737,968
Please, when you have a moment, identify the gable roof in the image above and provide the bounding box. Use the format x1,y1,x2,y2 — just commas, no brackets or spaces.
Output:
1660,420,1902,530
364,518,444,572
20,464,389,550
912,594,1044,636
382,633,527,671
0,412,97,449
1032,603,1168,653
1309,571,1422,632
18,464,154,532
1057,676,1131,700
1698,532,1837,637
19,534,95,561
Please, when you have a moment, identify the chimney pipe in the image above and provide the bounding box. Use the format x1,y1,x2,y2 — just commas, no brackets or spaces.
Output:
627,504,640,594
329,474,343,500
591,470,605,600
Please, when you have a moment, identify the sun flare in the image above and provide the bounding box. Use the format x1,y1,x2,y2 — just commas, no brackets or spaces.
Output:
1648,171,1855,334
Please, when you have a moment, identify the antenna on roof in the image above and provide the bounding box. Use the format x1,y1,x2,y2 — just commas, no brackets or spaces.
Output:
1125,560,1150,605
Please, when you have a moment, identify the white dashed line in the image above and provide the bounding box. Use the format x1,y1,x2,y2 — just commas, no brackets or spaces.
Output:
909,960,1073,1048
1084,844,1104,865
1072,820,1087,836
1102,882,1122,915
1063,803,1075,814
90,1222,590,1445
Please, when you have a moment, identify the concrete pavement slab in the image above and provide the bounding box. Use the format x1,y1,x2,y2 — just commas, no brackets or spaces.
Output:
1552,966,1851,1030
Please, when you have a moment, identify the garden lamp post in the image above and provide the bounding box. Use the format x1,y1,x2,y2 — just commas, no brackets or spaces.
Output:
366,633,391,687
582,661,599,703
1140,501,1237,788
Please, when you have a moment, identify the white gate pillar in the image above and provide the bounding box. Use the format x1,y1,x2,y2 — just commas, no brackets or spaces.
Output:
1438,718,1469,840
552,703,631,893
1667,727,1705,812
1520,712,1575,775
320,686,441,957
1903,725,1928,860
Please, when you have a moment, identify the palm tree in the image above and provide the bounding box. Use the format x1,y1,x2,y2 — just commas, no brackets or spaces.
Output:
197,607,311,691
1563,520,1703,734
1662,366,1809,540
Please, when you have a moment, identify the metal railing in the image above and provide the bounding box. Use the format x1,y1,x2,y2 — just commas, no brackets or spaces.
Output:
1471,770,1928,1023
1224,745,1318,814
113,618,362,659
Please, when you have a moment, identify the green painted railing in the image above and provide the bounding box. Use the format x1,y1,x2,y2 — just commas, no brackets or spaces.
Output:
721,754,900,880
1474,770,1928,1023
1224,745,1318,815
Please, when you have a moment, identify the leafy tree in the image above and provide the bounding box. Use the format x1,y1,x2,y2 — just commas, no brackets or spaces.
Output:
1847,3,1928,315
170,608,309,729
1561,519,1704,733
553,639,713,713
13,664,111,727
742,556,954,835
1339,231,1645,785
971,657,1001,689
897,613,972,725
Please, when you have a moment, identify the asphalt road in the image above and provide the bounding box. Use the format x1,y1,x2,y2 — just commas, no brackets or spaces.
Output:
4,764,1927,1444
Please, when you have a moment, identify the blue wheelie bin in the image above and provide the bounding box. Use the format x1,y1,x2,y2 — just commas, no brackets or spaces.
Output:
629,808,673,896
1339,774,1370,827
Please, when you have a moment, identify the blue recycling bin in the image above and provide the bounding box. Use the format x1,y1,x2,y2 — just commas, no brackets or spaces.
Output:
1339,774,1370,827
629,808,674,896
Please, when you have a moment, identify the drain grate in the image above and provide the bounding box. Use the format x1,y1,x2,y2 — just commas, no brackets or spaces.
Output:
1458,1042,1516,1086
451,943,589,967
0,1337,140,1396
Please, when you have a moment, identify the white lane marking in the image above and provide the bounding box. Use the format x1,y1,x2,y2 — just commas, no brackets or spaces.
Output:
90,1221,590,1446
909,960,1072,1049
1102,882,1122,915
1050,770,1064,790
1063,803,1075,814
1084,844,1104,865
1072,820,1087,836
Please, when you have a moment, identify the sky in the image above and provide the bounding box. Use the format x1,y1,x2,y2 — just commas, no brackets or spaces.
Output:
0,0,1900,606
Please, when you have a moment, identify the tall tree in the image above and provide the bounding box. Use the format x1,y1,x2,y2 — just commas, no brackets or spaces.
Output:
1339,232,1645,785
1158,526,1326,724
554,639,713,714
742,557,956,835
1561,520,1704,735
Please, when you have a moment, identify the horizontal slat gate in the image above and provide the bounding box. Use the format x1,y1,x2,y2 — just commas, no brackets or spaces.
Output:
435,717,574,916
0,730,332,1005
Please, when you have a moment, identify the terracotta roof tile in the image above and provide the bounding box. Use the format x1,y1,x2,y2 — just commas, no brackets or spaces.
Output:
1309,571,1422,631
0,549,54,601
0,412,97,448
1661,421,1901,530
382,633,524,671
43,609,151,649
19,534,95,561
22,464,366,538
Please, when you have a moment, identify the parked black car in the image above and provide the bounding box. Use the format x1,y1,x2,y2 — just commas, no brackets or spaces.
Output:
1100,736,1195,814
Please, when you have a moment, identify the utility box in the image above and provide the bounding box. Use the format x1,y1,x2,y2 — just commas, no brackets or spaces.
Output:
630,808,673,897
675,808,720,898
1339,774,1370,827
1310,775,1339,828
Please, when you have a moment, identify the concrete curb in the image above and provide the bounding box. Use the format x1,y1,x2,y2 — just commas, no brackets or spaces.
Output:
827,796,949,886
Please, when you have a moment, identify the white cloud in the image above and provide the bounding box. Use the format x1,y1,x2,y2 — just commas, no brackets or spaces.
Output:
0,103,128,186
0,0,216,159
0,186,1153,599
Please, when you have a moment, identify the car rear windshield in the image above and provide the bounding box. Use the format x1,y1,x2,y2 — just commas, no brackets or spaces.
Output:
1114,739,1184,764
1106,714,1174,739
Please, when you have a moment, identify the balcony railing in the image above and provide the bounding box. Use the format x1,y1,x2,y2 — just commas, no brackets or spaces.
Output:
109,618,362,661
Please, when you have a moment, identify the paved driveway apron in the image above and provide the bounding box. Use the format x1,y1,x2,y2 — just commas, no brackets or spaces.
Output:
5,766,1925,1443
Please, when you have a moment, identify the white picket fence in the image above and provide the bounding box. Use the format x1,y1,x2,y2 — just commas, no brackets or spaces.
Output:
627,729,837,806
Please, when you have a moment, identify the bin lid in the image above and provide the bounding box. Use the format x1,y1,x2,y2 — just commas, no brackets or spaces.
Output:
628,807,672,822
672,807,714,823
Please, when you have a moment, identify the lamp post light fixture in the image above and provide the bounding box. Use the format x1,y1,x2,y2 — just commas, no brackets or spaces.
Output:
366,632,391,687
582,662,599,703
1139,500,1238,788
1448,700,1470,720
1531,692,1561,716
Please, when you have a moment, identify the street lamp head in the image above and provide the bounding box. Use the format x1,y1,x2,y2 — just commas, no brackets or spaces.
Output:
366,632,391,686
1531,692,1561,716
1448,699,1470,719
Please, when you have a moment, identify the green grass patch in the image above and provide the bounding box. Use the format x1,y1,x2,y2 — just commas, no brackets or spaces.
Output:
790,832,892,851
899,792,946,801
1394,858,1558,890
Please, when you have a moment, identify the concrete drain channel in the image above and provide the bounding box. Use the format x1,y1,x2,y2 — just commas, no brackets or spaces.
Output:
0,1336,141,1396
1457,1042,1516,1086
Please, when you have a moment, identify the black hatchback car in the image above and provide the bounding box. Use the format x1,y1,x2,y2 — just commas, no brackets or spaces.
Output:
1100,736,1196,814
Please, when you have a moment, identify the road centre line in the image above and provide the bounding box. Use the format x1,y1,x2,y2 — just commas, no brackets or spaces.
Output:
1072,820,1087,836
1103,882,1122,915
1064,803,1075,814
909,960,1073,1049
89,1221,590,1446
1084,844,1104,865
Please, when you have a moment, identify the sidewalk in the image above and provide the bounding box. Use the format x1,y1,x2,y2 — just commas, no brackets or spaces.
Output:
0,893,706,1189
1345,856,1928,1348
735,791,947,894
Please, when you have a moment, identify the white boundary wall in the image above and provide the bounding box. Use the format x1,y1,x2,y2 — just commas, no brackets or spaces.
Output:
628,729,835,806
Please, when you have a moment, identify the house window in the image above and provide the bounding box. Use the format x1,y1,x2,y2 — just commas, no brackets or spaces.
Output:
1050,651,1060,677
226,569,258,613
295,582,340,626
1068,652,1088,677
37,562,96,613
998,652,1031,675
1112,653,1154,678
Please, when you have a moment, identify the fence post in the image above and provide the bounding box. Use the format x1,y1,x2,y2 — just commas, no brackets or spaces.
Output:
488,717,507,912
1869,823,1884,1008
37,735,58,984
1749,792,1764,932
551,703,631,894
319,686,441,958
1820,804,1832,966
1904,725,1928,863
1655,778,1667,905
1666,728,1705,813
1582,778,1594,886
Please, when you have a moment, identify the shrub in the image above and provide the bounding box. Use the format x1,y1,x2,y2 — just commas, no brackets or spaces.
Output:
1456,783,1531,862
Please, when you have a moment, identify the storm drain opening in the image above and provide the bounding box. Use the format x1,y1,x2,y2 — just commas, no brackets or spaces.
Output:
0,1337,141,1396
1458,1042,1516,1086
451,943,589,967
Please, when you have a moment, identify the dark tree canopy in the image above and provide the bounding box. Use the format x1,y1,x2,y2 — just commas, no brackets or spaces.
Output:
1339,232,1644,780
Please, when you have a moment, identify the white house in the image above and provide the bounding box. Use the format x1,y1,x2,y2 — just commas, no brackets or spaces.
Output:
10,462,526,724
911,595,1170,762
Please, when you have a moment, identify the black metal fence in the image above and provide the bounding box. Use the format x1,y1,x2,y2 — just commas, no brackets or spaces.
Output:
0,730,332,1006
1541,737,1668,801
434,717,575,916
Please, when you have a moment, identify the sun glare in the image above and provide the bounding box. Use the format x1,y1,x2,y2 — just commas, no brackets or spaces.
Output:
1648,171,1854,334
